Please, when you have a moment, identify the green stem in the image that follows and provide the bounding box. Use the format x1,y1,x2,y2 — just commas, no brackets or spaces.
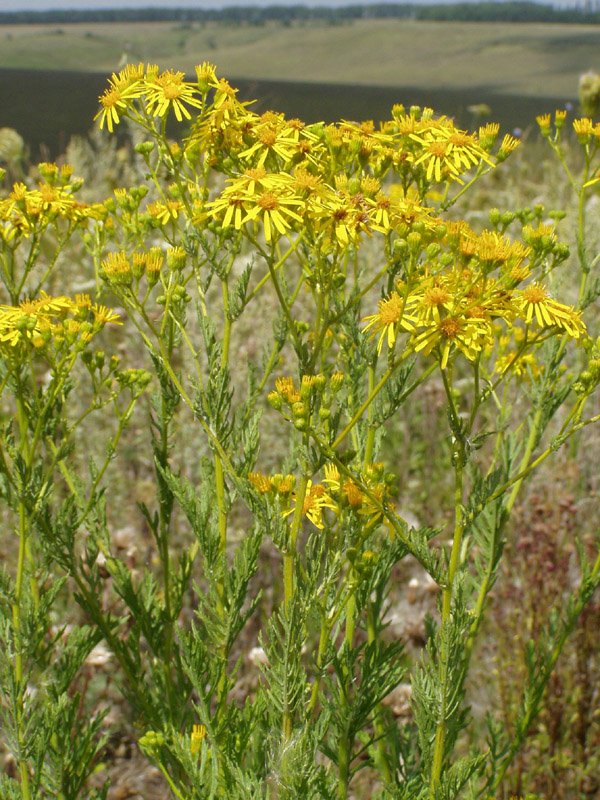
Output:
282,472,309,743
333,354,435,451
14,497,32,800
284,473,309,615
367,603,392,784
363,363,377,469
13,396,32,800
338,726,350,800
430,369,465,796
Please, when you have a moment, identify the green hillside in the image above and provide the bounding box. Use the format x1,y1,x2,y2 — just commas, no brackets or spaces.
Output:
0,18,598,97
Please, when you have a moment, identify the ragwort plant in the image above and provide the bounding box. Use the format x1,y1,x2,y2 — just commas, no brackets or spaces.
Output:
0,65,599,799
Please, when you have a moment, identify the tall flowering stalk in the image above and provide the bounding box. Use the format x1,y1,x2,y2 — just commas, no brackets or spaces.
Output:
0,67,599,800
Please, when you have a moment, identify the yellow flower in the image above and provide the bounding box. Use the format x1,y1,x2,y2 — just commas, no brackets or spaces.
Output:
410,122,494,184
101,251,132,285
536,113,552,135
195,61,217,92
411,314,493,369
94,68,143,133
282,480,337,530
145,69,202,121
248,471,273,494
190,724,206,755
90,303,122,328
410,281,453,326
517,283,585,338
496,133,521,161
494,350,541,380
207,173,305,241
241,188,304,241
147,200,183,225
239,116,300,167
362,291,416,354
0,292,119,351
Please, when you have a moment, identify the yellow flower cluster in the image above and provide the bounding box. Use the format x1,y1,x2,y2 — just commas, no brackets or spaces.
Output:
0,291,120,354
95,65,511,250
248,461,393,531
95,62,214,132
361,222,584,369
0,168,106,242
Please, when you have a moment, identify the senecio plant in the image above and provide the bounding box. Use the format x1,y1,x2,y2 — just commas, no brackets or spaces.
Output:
0,63,599,800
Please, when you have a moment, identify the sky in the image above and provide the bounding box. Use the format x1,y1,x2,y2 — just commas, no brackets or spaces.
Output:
0,0,581,11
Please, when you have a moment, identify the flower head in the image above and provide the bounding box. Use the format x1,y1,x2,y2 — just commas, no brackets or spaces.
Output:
362,291,416,354
145,69,202,121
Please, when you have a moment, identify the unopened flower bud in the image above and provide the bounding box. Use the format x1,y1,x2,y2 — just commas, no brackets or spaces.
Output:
330,371,344,392
347,177,361,195
392,238,408,258
407,231,422,253
135,141,155,156
426,242,441,260
292,401,308,419
268,390,283,410
489,208,501,226
554,242,569,260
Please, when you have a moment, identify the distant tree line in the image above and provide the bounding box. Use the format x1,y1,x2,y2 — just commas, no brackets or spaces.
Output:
1,2,599,26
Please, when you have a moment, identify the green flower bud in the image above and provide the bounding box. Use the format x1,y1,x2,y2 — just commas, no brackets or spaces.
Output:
588,358,600,379
489,208,502,226
81,350,94,367
171,285,186,302
292,401,308,419
554,242,570,260
407,231,422,253
135,141,155,156
426,242,441,260
392,238,408,258
268,390,283,410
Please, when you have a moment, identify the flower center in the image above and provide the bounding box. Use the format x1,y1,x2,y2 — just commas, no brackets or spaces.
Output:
523,285,547,304
258,193,280,211
424,287,450,307
439,317,461,338
428,141,448,158
378,293,403,325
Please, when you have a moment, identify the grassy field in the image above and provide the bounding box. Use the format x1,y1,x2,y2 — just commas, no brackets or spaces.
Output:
0,18,598,96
